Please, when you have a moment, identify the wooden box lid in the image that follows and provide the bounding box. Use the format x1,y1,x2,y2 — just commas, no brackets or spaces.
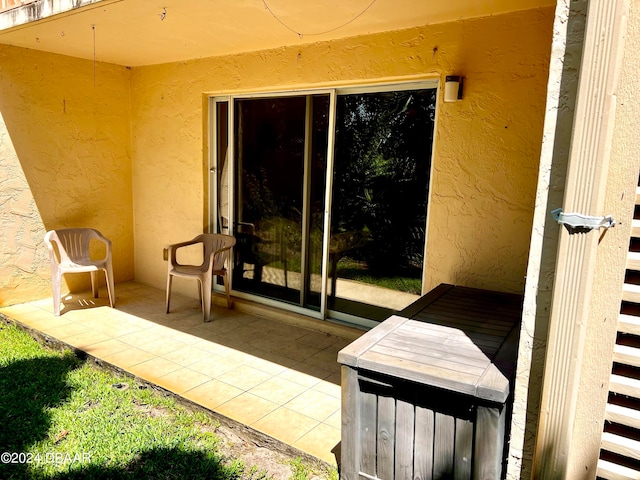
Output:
338,284,523,403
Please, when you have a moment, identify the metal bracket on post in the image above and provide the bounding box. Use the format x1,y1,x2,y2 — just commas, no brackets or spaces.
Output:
551,208,616,234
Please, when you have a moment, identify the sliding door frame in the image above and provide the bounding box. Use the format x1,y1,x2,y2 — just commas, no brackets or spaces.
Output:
209,79,438,328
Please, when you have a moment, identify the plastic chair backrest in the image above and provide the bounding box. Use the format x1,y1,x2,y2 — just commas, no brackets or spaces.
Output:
45,228,109,265
197,233,235,271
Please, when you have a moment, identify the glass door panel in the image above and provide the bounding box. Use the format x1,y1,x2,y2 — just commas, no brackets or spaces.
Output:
329,89,436,320
232,95,329,308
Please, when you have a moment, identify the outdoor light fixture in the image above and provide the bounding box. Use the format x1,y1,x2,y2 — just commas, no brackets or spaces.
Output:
444,75,464,102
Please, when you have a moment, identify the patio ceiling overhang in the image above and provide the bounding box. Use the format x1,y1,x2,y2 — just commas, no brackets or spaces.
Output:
0,0,554,67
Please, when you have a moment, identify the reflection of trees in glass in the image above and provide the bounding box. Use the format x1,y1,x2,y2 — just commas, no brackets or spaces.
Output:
236,97,307,223
333,89,436,275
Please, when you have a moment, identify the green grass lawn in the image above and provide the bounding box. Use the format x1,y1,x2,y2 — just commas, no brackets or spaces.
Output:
337,258,422,295
0,322,331,480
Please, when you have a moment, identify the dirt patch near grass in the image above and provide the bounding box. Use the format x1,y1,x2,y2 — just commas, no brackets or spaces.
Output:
194,412,336,479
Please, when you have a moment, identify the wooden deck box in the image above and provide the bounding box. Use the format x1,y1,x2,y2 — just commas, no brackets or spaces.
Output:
338,284,522,480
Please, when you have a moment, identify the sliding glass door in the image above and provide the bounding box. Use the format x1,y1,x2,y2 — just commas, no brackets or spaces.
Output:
329,89,436,321
230,94,330,310
210,83,436,324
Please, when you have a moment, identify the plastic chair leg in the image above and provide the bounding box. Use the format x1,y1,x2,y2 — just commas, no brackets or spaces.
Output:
166,274,173,313
90,271,99,298
105,269,115,308
223,273,232,309
202,275,212,322
52,271,62,316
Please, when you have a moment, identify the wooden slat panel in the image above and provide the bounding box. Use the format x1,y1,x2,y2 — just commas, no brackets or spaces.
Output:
414,406,434,480
339,284,522,480
414,301,516,328
429,288,521,317
414,305,516,329
357,351,480,397
597,458,640,480
601,432,640,460
412,310,512,337
614,344,640,368
618,314,640,336
476,363,510,403
379,333,492,366
360,390,378,477
610,374,640,399
627,251,640,271
399,283,455,318
397,322,502,355
598,176,640,478
338,315,407,367
622,283,640,304
371,343,487,377
433,413,455,479
477,324,521,402
377,395,395,480
341,366,360,480
606,403,640,430
454,417,473,479
396,322,497,352
395,399,415,479
474,406,506,479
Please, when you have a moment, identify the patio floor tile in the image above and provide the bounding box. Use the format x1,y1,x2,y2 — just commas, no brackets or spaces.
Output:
187,353,243,377
44,322,92,340
248,376,308,405
102,347,157,369
215,392,279,425
293,423,341,464
0,281,366,467
217,365,272,391
183,379,244,409
63,329,113,349
245,351,291,376
162,345,213,367
154,367,211,394
127,356,182,379
137,337,189,356
84,338,132,359
252,407,318,444
19,312,73,331
324,410,341,429
278,368,323,388
312,378,342,398
284,389,340,422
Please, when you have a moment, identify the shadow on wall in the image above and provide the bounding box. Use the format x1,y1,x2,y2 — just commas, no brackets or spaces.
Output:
0,110,51,306
0,47,134,306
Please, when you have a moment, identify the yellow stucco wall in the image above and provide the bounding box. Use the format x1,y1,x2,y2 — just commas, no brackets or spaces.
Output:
130,7,554,297
0,45,134,305
0,7,553,307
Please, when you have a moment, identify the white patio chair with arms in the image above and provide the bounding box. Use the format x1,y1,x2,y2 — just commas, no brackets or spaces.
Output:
165,233,236,322
44,228,115,316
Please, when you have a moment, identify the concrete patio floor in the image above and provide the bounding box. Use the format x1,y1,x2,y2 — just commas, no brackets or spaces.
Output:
0,281,365,466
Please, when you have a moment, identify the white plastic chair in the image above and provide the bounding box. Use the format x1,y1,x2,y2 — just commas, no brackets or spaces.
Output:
165,233,236,322
44,228,115,316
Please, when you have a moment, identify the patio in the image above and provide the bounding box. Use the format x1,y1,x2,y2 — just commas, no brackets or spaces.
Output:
0,281,364,465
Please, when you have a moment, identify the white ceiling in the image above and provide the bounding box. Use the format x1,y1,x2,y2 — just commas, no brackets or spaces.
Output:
0,0,554,66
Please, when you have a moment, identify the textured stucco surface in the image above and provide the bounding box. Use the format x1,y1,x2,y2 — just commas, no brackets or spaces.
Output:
567,0,640,476
508,2,587,477
129,8,554,299
0,45,134,304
